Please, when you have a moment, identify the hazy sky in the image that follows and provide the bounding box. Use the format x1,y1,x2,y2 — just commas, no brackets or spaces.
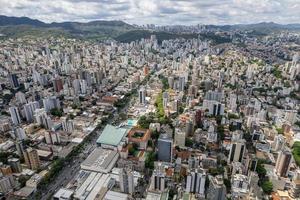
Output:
1,0,300,25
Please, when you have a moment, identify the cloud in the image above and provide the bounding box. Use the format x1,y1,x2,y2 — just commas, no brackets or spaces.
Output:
0,0,299,25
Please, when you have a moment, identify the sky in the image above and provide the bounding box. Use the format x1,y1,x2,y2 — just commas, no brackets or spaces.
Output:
0,0,300,25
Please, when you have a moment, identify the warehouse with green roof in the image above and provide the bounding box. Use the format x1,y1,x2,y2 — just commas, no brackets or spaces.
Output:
96,124,128,149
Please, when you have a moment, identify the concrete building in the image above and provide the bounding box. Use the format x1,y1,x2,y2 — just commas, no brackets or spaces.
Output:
24,148,40,170
139,86,146,105
53,188,74,200
128,128,151,150
275,150,292,177
9,106,22,125
185,168,206,196
0,175,15,194
44,131,61,145
96,125,127,150
228,140,246,163
207,175,226,200
174,129,185,147
158,134,173,162
8,158,22,173
119,168,134,194
81,148,119,173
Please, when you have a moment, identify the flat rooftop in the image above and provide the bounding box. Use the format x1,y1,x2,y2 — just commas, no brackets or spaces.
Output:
104,191,129,200
53,188,74,199
81,148,119,173
74,171,112,200
96,124,127,147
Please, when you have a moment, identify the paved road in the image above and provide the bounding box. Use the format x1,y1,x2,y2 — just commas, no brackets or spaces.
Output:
40,112,121,199
39,74,152,200
40,97,135,200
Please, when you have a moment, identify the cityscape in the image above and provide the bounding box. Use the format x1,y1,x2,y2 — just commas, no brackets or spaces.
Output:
0,1,300,200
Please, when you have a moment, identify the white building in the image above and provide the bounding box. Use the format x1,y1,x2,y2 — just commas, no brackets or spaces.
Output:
185,169,206,197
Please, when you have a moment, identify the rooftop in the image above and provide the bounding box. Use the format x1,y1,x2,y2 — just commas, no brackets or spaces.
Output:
53,188,74,199
81,148,119,173
96,124,127,147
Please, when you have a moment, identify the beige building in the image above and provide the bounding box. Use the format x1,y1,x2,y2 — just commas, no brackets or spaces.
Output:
24,148,40,170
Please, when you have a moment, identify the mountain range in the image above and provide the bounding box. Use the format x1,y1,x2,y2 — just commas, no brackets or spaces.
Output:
0,15,299,43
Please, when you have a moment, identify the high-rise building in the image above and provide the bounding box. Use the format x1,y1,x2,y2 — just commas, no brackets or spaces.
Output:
8,73,19,88
7,158,22,173
61,117,74,133
203,100,225,116
231,174,249,198
163,92,169,109
245,154,257,175
179,76,185,91
119,168,134,194
24,148,40,170
207,124,218,143
272,134,285,152
44,131,61,145
0,175,15,194
185,120,194,137
285,110,297,124
14,127,27,141
150,168,166,192
139,87,146,105
15,92,27,104
53,77,64,93
0,164,12,176
34,108,53,129
9,107,22,125
229,93,237,112
195,109,203,127
15,140,25,158
207,175,226,200
185,168,206,196
228,140,245,163
23,101,40,122
188,156,200,169
289,170,300,198
205,90,223,102
168,77,174,89
158,134,173,162
43,96,60,112
275,150,292,177
174,129,185,147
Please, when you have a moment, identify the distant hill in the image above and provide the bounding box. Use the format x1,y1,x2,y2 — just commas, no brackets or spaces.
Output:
0,15,136,40
208,22,300,33
0,15,298,43
0,15,46,27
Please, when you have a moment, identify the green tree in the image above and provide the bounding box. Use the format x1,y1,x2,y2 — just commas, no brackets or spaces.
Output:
261,181,273,194
50,108,63,117
185,138,194,147
256,161,266,178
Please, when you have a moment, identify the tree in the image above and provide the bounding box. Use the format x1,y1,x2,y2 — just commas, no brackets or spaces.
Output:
276,127,284,135
50,108,63,117
224,178,231,191
185,138,194,147
217,125,225,141
145,152,156,169
18,175,30,187
261,181,273,194
138,116,151,129
256,161,266,178
128,146,135,156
